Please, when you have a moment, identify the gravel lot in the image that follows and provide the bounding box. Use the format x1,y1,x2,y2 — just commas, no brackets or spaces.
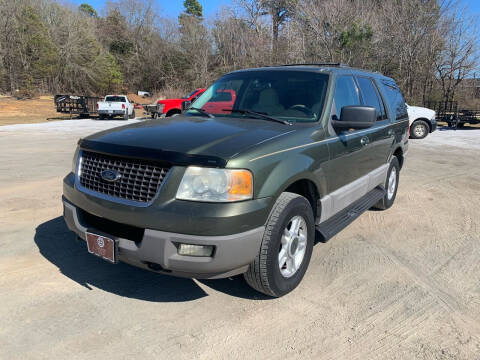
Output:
1,120,479,359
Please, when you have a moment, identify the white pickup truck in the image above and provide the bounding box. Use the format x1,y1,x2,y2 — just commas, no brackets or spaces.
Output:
97,95,135,120
406,104,437,139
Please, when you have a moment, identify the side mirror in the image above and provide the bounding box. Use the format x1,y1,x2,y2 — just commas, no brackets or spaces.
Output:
182,100,192,112
332,106,376,130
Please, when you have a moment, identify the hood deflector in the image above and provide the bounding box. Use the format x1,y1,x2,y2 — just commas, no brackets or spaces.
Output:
79,139,227,168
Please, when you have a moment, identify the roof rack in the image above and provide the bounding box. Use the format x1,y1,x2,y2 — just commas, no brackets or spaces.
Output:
280,63,350,68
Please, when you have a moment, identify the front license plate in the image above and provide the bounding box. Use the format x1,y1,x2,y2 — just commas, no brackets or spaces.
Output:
86,232,116,263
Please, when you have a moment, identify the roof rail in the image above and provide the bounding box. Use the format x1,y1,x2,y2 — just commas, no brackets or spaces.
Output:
280,63,350,68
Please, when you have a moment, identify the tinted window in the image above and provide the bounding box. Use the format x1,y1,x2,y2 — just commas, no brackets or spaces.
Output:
105,96,126,102
210,91,233,102
380,80,408,121
332,76,360,119
357,77,387,121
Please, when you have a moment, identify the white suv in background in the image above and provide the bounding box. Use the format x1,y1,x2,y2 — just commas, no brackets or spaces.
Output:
406,104,437,139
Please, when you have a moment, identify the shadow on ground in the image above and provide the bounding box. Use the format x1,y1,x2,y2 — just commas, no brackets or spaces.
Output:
34,217,270,302
438,125,480,131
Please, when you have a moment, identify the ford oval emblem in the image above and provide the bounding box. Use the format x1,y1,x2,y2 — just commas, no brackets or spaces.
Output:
101,169,121,182
97,237,105,248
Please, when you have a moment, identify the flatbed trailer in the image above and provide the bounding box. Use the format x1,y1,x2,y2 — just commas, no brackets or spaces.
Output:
424,100,480,128
54,95,102,117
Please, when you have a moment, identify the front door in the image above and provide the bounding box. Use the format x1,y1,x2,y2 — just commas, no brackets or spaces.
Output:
324,75,370,193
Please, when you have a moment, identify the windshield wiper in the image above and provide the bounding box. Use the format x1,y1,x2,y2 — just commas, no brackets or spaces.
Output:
189,107,215,118
223,109,291,125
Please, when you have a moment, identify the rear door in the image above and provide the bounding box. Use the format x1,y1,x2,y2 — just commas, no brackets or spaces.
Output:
377,80,409,149
355,76,393,173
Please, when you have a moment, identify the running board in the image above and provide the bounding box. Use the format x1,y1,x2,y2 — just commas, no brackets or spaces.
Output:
315,186,386,242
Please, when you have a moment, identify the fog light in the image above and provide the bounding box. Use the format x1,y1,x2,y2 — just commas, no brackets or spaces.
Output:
178,244,214,257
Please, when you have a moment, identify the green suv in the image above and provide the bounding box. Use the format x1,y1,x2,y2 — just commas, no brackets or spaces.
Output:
63,64,409,297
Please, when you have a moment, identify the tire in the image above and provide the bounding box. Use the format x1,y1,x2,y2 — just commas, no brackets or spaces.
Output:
123,111,129,120
99,114,105,120
373,156,400,210
456,122,465,128
244,192,315,297
410,120,429,139
129,109,136,119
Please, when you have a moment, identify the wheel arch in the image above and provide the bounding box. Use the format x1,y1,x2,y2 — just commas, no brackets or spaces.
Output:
166,108,182,117
391,146,404,169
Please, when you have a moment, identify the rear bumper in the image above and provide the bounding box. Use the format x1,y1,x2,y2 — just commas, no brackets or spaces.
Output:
63,197,265,279
98,110,125,115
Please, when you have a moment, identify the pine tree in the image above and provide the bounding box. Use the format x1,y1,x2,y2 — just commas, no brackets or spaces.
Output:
183,0,203,18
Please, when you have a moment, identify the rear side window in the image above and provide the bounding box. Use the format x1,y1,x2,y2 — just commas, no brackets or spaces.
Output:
356,77,387,121
332,75,361,118
380,80,408,121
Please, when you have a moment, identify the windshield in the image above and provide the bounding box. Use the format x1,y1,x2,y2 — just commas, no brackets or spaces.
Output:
105,96,126,102
186,71,329,123
183,89,199,99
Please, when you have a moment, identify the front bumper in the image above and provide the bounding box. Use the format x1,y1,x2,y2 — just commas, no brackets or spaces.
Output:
63,197,265,279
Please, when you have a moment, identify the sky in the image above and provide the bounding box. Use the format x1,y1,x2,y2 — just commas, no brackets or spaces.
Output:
71,0,233,18
70,0,480,19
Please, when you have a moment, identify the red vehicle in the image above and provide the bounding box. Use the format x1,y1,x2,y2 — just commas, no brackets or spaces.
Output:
157,88,205,117
202,89,237,114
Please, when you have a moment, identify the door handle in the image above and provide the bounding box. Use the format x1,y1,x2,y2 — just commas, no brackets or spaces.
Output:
360,136,369,146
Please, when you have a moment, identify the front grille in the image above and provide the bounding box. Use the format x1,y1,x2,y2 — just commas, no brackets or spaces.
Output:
79,151,170,203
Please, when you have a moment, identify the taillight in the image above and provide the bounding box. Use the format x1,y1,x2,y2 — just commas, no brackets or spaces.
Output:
122,104,125,110
96,103,98,109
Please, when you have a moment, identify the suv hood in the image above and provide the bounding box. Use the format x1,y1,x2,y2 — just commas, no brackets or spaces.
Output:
80,116,295,167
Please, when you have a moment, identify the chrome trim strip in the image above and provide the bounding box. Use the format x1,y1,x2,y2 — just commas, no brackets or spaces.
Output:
74,150,172,208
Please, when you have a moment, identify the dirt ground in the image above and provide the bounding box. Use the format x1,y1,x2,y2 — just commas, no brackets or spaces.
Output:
0,121,479,359
0,96,61,125
0,96,152,127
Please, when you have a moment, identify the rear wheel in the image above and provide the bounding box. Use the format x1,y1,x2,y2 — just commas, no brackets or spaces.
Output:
129,109,136,119
99,114,105,120
123,111,129,120
410,120,429,139
373,157,400,210
244,192,314,297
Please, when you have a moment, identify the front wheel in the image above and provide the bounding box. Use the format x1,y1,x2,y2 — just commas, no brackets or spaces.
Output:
244,192,314,297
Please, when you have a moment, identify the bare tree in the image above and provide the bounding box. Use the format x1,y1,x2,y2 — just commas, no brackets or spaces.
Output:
435,5,479,103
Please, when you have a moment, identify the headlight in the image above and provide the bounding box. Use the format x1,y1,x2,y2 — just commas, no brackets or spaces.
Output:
176,167,253,202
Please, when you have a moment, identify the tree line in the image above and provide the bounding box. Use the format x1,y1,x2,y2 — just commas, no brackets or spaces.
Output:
0,0,477,105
